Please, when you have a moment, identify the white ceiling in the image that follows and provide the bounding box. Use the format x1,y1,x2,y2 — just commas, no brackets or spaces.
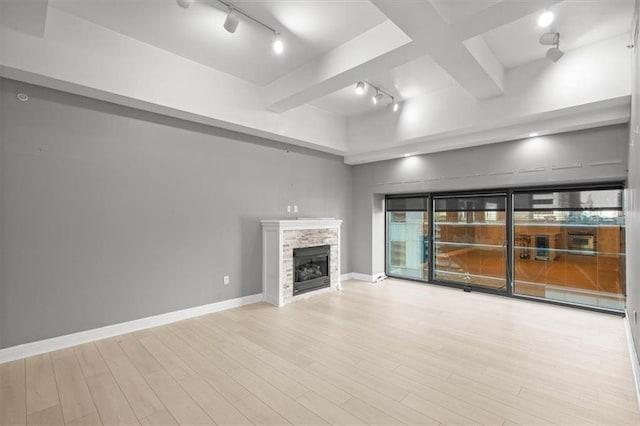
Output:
1,0,635,163
49,0,389,86
484,0,635,68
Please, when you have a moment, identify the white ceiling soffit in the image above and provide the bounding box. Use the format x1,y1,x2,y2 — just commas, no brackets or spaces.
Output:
0,0,48,37
344,97,631,165
345,32,632,164
0,0,634,164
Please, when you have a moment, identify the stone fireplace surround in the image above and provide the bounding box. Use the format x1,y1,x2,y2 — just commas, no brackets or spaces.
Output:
261,219,341,307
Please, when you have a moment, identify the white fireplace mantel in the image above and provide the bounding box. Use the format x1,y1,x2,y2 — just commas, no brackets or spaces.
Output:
261,219,342,307
261,219,343,231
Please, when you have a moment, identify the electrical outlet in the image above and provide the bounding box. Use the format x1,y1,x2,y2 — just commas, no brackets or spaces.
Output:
287,205,291,213
223,275,230,285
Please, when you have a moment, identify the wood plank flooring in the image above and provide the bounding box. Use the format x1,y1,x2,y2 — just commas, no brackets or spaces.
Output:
2,279,639,425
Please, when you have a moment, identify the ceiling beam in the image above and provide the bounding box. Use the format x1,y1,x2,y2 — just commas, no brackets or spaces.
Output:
371,0,505,99
265,20,412,113
267,0,563,112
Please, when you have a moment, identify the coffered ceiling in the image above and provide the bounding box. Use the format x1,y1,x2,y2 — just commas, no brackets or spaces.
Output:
0,0,635,164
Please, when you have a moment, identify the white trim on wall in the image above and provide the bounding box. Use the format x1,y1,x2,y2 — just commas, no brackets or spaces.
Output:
624,311,640,410
0,293,263,364
345,272,375,282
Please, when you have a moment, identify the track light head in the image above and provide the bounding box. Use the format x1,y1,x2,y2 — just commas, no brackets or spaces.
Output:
272,33,284,54
540,32,563,62
539,32,559,45
372,91,383,105
224,8,239,33
355,81,365,95
176,0,193,8
392,101,399,112
546,47,564,62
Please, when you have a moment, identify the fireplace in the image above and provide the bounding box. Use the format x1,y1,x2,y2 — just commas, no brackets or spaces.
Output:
261,219,341,307
293,245,330,295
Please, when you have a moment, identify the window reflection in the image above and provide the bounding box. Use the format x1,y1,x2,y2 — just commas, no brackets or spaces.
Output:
387,211,428,280
513,189,625,310
433,195,507,290
384,188,626,312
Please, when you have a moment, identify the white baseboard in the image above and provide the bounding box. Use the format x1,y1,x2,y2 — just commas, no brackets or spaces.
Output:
0,293,263,364
623,310,640,411
345,272,374,282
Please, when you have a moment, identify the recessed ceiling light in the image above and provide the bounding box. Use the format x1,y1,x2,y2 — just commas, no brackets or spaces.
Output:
16,93,28,102
529,132,539,137
176,0,192,8
404,153,411,157
538,10,554,27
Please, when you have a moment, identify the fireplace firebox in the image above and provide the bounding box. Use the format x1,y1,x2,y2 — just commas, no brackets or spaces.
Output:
293,245,330,295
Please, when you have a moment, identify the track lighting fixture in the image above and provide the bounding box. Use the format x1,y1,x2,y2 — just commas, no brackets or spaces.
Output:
537,10,554,27
223,7,239,33
177,0,284,55
354,81,399,112
539,32,563,62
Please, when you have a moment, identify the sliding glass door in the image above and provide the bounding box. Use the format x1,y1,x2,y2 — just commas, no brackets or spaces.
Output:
513,188,625,310
386,196,429,280
385,185,625,312
433,194,507,290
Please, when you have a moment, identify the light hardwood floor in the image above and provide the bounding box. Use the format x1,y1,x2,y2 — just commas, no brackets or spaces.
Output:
2,279,639,425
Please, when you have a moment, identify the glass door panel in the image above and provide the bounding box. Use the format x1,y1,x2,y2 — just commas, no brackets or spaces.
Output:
386,196,429,281
513,188,625,310
433,195,507,290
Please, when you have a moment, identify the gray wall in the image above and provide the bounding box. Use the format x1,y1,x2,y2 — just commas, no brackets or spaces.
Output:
626,0,640,363
352,125,629,276
0,78,353,349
